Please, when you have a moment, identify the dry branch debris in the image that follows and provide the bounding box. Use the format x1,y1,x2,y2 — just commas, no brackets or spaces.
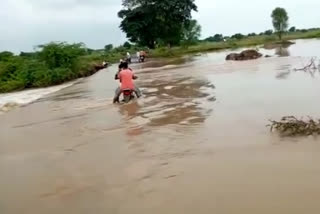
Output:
268,116,320,137
294,57,320,73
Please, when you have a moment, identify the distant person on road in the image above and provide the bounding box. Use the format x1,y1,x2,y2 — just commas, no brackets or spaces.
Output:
139,50,146,63
102,61,108,67
140,50,146,57
126,52,131,63
113,62,141,103
117,60,132,75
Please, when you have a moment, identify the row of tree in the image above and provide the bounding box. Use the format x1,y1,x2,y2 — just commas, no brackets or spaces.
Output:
118,2,316,48
203,27,309,43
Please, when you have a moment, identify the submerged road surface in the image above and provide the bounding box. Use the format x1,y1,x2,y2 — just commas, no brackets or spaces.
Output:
1,39,320,214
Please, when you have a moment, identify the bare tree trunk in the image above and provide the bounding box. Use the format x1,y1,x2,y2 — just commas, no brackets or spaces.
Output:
279,31,282,41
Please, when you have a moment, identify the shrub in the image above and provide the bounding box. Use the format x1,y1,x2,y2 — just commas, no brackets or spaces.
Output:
0,51,14,62
204,34,224,42
0,79,25,92
231,33,245,40
264,30,273,35
289,26,296,32
38,42,87,69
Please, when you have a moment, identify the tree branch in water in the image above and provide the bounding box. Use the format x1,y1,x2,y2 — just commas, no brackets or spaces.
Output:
294,57,319,72
268,116,320,137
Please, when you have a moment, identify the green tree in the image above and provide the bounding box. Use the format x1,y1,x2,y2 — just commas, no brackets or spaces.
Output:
38,42,86,69
223,36,230,41
264,30,273,35
231,33,245,40
271,7,289,40
182,20,201,45
123,41,132,49
19,52,37,59
214,34,224,42
289,26,296,32
0,51,14,62
104,44,113,52
298,29,308,33
247,33,257,37
205,34,224,42
118,0,197,48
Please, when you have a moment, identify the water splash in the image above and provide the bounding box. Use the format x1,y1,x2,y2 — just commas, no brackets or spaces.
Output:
0,81,77,113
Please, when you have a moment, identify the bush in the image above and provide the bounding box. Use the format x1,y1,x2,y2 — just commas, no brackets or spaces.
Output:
0,42,100,92
204,34,224,42
38,42,87,69
289,26,296,32
299,29,308,33
104,44,113,52
0,57,28,92
123,42,132,49
264,30,273,35
0,57,24,82
31,68,53,87
247,33,257,37
19,52,38,59
17,60,48,87
231,33,245,40
151,47,174,57
263,35,277,42
0,51,14,62
0,79,25,92
51,68,75,84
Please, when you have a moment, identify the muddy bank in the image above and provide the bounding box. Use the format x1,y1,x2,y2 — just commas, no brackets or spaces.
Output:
226,49,262,61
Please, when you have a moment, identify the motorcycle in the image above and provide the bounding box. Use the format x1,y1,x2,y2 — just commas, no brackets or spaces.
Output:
139,55,145,63
103,62,109,68
114,73,138,104
122,89,136,103
126,57,132,64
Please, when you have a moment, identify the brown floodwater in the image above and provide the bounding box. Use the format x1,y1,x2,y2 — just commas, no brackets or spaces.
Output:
1,39,320,214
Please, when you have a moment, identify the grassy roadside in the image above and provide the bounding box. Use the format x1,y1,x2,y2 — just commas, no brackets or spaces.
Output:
0,44,102,93
0,42,142,93
150,30,320,58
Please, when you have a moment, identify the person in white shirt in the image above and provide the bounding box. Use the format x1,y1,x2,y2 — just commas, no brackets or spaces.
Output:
126,52,131,63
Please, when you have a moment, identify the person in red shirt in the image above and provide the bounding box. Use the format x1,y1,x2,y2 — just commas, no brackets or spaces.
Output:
113,62,141,103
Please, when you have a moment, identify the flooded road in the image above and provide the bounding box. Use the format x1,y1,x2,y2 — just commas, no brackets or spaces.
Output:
1,39,320,214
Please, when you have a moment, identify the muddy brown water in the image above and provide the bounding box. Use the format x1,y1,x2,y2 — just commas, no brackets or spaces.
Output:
1,39,320,214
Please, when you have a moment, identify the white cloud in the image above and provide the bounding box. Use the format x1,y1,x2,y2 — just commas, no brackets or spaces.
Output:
26,0,119,9
0,0,125,52
0,0,319,52
195,0,320,38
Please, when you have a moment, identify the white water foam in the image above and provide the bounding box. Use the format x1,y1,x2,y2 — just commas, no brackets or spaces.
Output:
0,81,77,113
137,64,185,73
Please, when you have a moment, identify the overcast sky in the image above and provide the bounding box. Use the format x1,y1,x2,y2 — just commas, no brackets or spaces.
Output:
1,0,319,52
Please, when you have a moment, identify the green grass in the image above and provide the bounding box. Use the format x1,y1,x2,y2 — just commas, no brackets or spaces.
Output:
284,30,320,40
